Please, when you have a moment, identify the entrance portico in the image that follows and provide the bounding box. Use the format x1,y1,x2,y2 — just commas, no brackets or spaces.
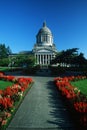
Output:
35,53,54,65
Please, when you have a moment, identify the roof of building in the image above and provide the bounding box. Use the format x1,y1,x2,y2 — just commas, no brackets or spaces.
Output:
37,22,52,35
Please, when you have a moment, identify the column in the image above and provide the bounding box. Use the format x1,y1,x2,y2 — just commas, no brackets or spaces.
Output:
40,54,41,64
45,55,47,65
48,54,49,64
41,55,42,65
44,55,45,65
35,54,36,64
38,55,40,64
37,54,39,64
47,55,48,64
42,55,44,65
36,54,37,64
36,54,38,64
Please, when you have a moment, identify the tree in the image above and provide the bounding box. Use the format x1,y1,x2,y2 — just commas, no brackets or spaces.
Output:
0,58,9,66
13,54,35,67
51,48,87,67
73,53,87,67
0,44,12,59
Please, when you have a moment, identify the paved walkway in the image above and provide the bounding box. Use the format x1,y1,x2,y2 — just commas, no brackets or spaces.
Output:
6,72,76,130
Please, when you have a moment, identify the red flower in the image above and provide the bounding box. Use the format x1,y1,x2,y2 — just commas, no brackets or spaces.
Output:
1,119,7,126
4,87,13,97
74,102,87,113
0,90,3,95
6,75,15,81
0,97,13,109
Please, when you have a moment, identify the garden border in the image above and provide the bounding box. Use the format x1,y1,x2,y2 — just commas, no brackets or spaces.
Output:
0,72,34,130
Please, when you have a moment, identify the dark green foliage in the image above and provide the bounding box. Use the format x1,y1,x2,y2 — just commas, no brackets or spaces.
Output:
0,43,12,66
51,48,87,67
11,94,20,102
49,66,66,75
0,58,9,66
23,65,40,74
13,54,35,67
0,44,12,59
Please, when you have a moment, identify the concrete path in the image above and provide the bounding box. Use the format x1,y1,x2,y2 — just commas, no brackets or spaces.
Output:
6,75,76,130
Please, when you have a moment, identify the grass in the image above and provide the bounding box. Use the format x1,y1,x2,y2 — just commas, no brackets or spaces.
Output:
0,67,10,72
71,79,87,96
0,80,14,90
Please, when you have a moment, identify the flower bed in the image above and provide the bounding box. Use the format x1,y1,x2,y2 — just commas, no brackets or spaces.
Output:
0,72,33,130
54,75,87,128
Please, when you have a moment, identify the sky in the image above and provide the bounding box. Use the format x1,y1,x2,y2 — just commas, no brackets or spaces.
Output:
0,0,87,58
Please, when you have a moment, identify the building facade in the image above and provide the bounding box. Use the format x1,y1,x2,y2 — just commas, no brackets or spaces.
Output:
32,22,58,66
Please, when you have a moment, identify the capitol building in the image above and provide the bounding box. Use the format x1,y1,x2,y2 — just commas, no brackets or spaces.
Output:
32,22,58,66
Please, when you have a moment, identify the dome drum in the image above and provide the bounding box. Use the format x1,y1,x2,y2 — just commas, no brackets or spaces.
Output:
36,33,53,46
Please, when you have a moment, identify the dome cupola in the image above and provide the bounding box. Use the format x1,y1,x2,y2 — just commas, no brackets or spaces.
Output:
38,22,52,34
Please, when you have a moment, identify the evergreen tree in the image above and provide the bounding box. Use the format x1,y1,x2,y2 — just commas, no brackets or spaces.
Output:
0,43,12,59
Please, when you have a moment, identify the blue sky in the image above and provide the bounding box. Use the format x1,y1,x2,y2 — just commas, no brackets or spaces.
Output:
0,0,87,58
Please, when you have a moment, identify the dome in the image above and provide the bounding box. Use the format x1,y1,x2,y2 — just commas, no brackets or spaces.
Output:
36,22,53,46
38,22,52,35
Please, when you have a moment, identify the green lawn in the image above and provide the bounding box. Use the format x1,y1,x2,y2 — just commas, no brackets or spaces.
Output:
0,80,14,90
71,79,87,96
